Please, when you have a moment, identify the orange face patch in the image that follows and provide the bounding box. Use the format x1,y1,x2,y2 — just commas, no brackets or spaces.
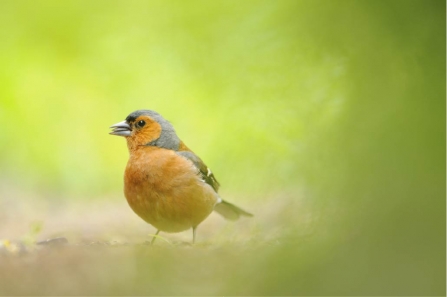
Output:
126,115,162,151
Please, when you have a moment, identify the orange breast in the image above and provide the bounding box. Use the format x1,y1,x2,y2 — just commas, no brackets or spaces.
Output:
124,146,218,232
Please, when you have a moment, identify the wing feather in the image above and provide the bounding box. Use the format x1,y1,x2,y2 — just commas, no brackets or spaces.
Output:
176,150,220,192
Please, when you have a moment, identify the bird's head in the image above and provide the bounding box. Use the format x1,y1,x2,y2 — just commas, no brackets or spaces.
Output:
110,110,180,151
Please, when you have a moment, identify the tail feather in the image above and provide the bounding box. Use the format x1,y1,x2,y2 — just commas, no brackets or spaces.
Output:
214,200,253,221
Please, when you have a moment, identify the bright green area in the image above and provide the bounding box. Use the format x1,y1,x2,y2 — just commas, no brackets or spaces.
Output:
0,0,445,295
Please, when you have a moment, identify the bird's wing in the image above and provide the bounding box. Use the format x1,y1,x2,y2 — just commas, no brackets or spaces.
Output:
176,150,220,192
176,143,253,220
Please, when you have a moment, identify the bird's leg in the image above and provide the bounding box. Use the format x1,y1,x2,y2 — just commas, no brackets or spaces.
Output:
150,230,160,245
192,226,197,244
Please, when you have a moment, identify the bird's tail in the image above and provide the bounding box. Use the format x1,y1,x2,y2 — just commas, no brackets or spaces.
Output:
214,200,253,221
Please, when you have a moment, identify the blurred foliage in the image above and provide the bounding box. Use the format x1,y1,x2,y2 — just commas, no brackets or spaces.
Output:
0,0,445,295
0,0,365,198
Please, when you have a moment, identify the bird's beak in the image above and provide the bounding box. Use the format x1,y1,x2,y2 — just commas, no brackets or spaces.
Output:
109,121,132,137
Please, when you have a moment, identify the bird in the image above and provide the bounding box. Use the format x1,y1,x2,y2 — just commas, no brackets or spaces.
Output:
109,109,252,244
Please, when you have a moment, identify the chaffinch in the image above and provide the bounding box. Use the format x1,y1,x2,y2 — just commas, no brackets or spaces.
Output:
110,110,252,244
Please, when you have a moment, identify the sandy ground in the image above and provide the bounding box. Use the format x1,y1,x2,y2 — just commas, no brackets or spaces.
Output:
0,183,302,247
0,185,310,295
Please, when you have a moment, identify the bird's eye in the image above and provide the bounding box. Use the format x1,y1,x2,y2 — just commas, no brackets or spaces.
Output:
136,120,146,128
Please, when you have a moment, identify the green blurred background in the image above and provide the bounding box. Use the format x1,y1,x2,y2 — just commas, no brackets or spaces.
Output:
0,0,445,295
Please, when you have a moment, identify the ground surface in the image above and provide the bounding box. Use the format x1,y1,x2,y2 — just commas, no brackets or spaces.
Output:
0,191,306,295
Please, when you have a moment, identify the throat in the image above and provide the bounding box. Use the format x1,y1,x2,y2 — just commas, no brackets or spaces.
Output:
127,142,159,154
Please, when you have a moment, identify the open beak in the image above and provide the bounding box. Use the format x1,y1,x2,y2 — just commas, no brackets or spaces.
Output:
109,121,132,137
